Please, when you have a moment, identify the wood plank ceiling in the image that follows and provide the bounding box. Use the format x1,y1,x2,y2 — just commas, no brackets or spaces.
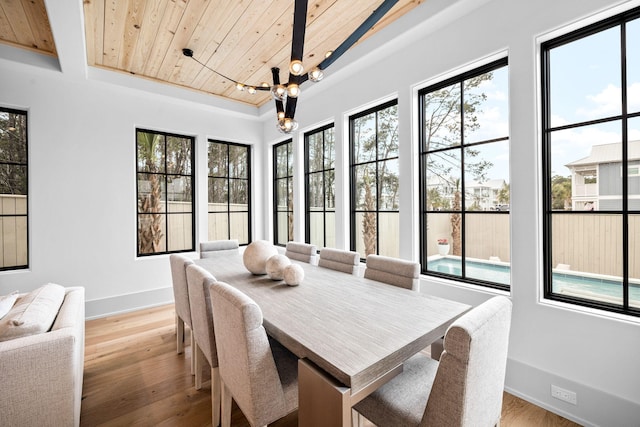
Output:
0,0,424,107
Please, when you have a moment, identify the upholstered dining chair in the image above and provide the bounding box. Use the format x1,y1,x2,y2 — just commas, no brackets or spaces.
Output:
364,254,420,291
318,248,360,274
185,264,221,427
209,280,299,427
353,296,512,427
200,239,239,258
285,241,317,263
169,254,196,373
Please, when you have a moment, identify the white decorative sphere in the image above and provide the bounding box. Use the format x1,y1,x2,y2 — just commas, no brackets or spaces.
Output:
266,254,291,280
243,240,278,275
283,264,304,286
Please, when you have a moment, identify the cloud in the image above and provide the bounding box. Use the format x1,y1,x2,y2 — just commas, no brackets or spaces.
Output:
576,84,621,118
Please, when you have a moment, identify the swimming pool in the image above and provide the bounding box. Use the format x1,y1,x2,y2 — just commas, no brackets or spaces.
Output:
427,257,640,304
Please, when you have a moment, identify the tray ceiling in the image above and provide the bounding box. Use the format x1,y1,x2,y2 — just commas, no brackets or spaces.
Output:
0,0,424,107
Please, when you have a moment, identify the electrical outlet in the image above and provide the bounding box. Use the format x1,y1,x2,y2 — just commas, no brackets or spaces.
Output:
551,385,577,405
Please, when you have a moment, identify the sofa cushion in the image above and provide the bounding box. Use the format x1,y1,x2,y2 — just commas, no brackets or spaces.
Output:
0,291,20,320
0,284,66,342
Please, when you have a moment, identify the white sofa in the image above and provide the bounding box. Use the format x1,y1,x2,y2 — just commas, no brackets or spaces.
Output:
0,286,85,426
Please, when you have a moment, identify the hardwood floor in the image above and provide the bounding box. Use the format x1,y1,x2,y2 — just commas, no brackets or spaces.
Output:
81,304,580,427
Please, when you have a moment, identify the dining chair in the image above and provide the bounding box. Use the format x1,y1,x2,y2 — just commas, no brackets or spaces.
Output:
318,248,360,274
353,296,512,427
185,264,221,427
209,280,299,427
285,241,317,263
169,254,196,373
364,254,420,291
200,239,239,258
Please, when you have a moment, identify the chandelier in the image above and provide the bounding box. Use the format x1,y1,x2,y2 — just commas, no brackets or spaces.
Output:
183,0,399,133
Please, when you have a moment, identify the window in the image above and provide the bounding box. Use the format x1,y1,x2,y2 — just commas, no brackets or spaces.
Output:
136,129,194,256
419,58,510,290
207,140,251,245
350,100,399,259
0,107,28,271
273,140,293,246
305,124,335,249
542,7,640,315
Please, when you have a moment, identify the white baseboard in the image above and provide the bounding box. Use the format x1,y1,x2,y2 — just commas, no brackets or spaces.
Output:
506,358,640,427
85,287,174,320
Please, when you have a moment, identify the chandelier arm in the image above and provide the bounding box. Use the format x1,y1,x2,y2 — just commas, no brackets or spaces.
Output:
284,0,309,120
272,67,285,116
317,0,399,70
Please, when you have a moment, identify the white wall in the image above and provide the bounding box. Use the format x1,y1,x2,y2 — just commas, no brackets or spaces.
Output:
1,0,639,425
0,46,264,315
260,0,640,425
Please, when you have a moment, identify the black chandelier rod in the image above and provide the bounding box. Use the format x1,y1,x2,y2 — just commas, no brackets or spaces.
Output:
282,0,308,119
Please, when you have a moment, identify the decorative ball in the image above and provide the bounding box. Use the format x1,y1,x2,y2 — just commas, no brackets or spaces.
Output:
243,240,278,275
283,264,304,286
266,254,291,281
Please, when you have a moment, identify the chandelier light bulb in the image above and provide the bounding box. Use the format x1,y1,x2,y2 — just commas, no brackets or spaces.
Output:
277,117,299,134
289,60,304,76
287,83,300,98
271,84,287,101
308,67,324,82
277,111,285,120
236,82,245,91
325,50,333,58
247,86,256,94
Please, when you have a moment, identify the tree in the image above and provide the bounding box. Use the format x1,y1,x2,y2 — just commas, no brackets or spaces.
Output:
423,74,495,256
497,182,510,204
551,175,572,210
0,111,28,195
137,132,164,254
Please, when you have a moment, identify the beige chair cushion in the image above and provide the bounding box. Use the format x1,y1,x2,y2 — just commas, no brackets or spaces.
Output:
318,248,360,274
200,240,239,258
364,254,420,290
0,284,66,342
285,241,317,263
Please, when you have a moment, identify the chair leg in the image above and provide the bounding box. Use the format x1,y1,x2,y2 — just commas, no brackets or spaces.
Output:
351,409,359,427
194,344,204,390
176,315,185,354
221,381,232,427
190,332,195,375
211,367,221,427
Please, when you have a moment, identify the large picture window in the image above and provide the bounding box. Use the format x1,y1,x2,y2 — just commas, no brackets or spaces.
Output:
350,100,399,259
136,129,194,256
419,58,510,290
0,107,28,271
273,140,293,246
542,7,640,316
207,140,251,245
305,124,335,249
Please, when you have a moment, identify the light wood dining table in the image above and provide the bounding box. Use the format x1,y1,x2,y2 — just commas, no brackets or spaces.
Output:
195,252,470,427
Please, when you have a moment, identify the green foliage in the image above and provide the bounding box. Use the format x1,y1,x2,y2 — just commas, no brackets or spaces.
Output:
551,175,572,210
0,110,28,195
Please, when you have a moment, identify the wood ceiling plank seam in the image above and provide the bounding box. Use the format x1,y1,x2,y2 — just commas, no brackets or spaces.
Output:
129,0,169,75
0,4,18,42
82,0,105,66
21,0,56,54
193,0,291,93
1,0,37,48
142,0,188,78
187,0,252,86
171,0,240,87
118,0,149,71
198,0,293,91
102,0,129,68
156,0,210,82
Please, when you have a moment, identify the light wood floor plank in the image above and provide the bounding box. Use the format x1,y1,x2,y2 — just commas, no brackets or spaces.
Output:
81,304,580,427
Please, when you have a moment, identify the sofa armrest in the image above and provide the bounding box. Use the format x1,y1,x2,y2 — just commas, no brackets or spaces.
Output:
0,287,85,427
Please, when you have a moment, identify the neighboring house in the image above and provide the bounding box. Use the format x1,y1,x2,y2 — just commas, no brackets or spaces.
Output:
565,140,640,210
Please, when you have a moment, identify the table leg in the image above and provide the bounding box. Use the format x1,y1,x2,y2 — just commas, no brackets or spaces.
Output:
298,359,351,427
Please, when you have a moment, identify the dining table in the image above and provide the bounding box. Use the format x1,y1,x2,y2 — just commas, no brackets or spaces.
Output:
195,251,470,427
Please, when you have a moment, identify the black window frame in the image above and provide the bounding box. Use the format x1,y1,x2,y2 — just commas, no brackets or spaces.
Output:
0,106,29,271
207,139,252,245
136,128,195,257
418,57,510,291
273,139,293,246
349,99,400,260
541,6,640,317
304,124,335,249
